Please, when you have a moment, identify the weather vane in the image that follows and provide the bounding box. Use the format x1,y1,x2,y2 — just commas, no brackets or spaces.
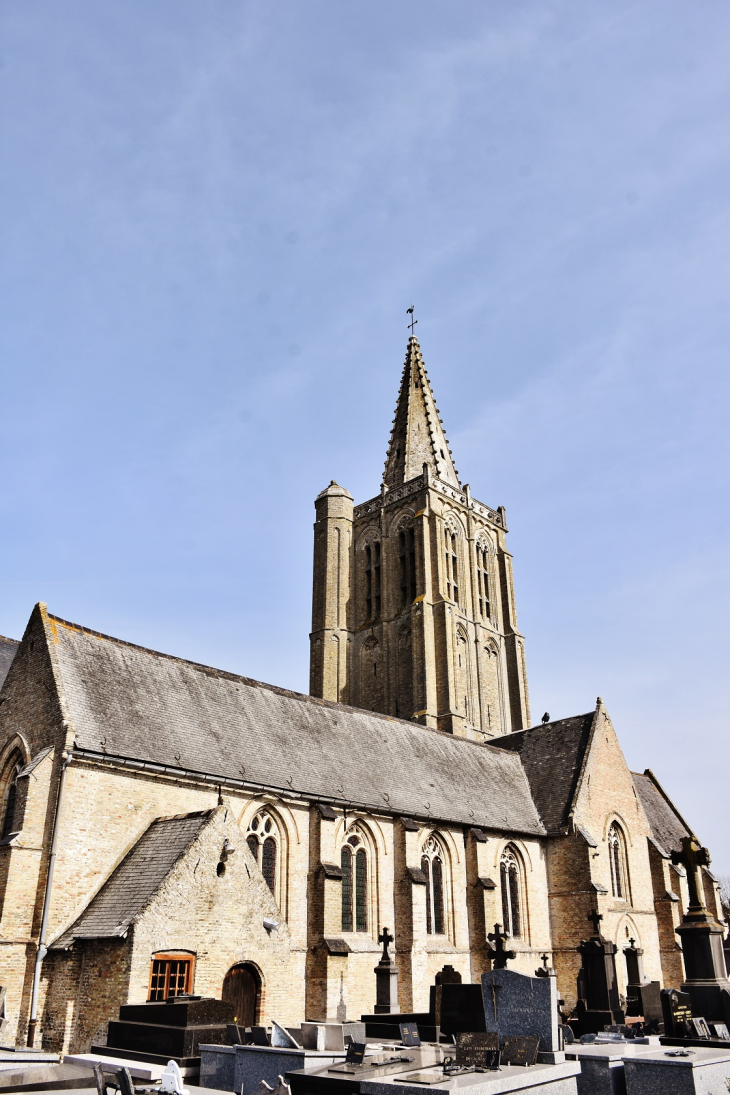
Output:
407,305,417,336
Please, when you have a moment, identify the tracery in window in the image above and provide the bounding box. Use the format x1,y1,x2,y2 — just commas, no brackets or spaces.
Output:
500,846,523,938
0,752,22,840
421,835,446,935
398,526,417,608
477,544,491,619
341,829,368,932
608,823,630,901
246,811,279,897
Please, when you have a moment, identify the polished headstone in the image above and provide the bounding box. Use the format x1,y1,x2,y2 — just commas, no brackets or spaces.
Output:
481,969,559,1052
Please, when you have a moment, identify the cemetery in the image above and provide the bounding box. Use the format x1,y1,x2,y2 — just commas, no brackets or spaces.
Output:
0,873,729,1095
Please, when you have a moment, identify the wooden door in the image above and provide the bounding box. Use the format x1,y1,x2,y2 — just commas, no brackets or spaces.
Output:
222,964,260,1026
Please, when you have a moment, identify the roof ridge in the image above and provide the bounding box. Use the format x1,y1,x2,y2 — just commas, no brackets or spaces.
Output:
0,635,19,646
491,711,594,741
46,612,519,759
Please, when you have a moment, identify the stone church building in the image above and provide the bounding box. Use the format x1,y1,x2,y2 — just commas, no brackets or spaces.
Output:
0,336,723,1051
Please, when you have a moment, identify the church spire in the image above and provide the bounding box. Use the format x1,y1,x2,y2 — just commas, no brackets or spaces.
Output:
383,336,461,489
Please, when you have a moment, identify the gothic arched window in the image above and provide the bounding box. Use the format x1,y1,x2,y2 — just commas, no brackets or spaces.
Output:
444,529,459,605
246,811,280,898
421,835,446,935
341,830,368,932
398,526,417,608
608,823,629,900
500,846,523,938
0,753,22,840
477,545,491,620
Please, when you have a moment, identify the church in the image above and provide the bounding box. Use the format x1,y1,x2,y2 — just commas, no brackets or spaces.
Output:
0,335,723,1052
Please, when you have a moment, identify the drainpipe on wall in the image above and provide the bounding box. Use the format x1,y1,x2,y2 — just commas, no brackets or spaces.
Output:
27,744,72,1047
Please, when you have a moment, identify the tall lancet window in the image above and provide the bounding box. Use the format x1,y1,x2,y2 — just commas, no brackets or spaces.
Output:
500,846,522,938
421,835,446,935
444,530,459,605
608,823,629,900
341,830,368,932
364,542,381,622
477,546,491,620
399,526,417,608
0,752,22,840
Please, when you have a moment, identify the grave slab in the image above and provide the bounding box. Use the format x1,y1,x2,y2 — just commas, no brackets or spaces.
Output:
624,1046,730,1095
230,1043,352,1094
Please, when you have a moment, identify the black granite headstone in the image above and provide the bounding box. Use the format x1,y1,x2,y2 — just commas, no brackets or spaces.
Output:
399,1023,421,1047
661,989,693,1038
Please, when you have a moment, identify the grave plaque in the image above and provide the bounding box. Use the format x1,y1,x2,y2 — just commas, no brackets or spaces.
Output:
500,1035,540,1067
454,1032,499,1069
345,1043,366,1066
661,988,693,1038
690,1017,712,1040
711,1022,730,1041
399,1023,421,1047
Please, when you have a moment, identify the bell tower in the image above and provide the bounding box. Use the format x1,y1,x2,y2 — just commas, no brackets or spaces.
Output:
309,335,530,739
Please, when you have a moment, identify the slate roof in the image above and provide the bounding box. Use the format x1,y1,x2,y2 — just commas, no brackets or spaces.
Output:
489,713,595,833
45,613,545,836
52,810,213,948
0,636,19,692
632,771,690,856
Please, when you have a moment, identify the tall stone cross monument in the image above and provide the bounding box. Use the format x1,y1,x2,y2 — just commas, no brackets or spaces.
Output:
671,835,730,1022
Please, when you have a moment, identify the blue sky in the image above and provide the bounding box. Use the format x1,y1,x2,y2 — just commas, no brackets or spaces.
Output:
1,2,729,871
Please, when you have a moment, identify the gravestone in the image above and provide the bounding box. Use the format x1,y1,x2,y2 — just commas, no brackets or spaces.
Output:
271,1021,300,1049
431,982,486,1036
399,1023,421,1048
661,989,693,1038
374,927,399,1014
573,912,624,1035
671,835,730,1023
481,968,560,1053
453,1032,499,1069
486,924,515,970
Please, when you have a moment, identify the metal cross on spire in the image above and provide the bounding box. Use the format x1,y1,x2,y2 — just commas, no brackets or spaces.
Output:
406,306,417,336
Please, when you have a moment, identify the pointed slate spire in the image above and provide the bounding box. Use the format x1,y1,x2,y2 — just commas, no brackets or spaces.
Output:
383,336,461,489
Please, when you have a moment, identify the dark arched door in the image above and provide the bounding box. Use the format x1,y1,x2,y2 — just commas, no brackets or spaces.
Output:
222,963,261,1026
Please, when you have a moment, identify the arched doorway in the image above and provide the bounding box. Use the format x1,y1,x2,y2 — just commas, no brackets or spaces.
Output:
222,963,261,1027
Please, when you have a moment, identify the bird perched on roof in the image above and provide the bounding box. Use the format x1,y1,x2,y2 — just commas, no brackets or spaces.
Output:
541,712,550,724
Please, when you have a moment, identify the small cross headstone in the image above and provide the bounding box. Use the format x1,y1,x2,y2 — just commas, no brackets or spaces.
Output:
587,909,603,937
487,923,516,970
374,926,399,1014
378,926,394,964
